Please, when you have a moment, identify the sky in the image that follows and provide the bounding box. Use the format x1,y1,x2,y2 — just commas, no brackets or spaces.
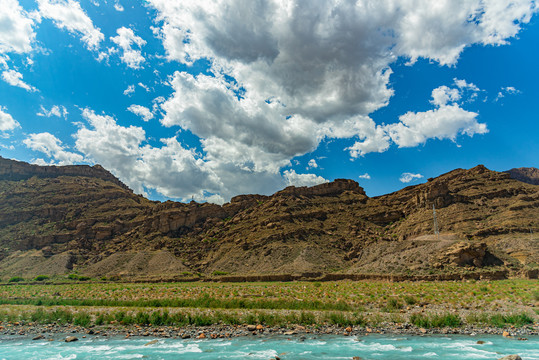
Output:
0,0,538,204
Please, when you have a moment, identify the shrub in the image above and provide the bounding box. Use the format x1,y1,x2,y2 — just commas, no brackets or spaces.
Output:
212,271,229,276
383,298,402,312
34,275,49,282
403,295,417,305
410,313,462,328
8,276,24,283
73,312,91,327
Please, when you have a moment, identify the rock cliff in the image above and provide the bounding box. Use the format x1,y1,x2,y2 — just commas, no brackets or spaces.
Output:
0,158,537,280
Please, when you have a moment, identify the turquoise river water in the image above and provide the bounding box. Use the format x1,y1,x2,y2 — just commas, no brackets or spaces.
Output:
0,334,537,359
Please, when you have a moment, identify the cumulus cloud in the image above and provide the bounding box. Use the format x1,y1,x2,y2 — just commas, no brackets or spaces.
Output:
307,159,318,169
283,169,328,187
0,106,20,134
61,0,532,201
386,83,487,148
399,172,424,183
110,27,146,69
38,0,104,50
495,86,522,101
358,173,371,180
123,84,135,96
23,132,83,165
37,105,68,118
114,2,124,12
0,0,38,54
74,109,223,200
2,69,37,91
143,1,531,198
127,104,153,122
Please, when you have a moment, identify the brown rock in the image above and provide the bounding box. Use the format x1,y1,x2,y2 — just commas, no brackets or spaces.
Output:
65,336,78,342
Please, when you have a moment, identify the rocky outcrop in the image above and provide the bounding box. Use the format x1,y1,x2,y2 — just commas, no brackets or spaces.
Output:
0,156,130,191
435,242,502,268
275,179,365,198
506,167,539,185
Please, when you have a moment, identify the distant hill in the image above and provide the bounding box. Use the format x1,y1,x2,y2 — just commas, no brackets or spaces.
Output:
0,156,537,281
506,167,539,185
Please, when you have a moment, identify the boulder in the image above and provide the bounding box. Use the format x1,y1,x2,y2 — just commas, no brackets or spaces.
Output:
497,356,522,360
65,336,78,342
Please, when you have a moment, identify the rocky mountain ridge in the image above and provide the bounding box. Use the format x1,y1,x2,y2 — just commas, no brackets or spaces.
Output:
0,156,537,281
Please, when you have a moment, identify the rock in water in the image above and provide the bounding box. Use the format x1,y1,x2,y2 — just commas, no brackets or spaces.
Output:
64,336,78,342
144,339,159,346
497,356,522,360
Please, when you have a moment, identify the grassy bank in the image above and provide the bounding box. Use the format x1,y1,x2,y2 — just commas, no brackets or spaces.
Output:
0,306,535,329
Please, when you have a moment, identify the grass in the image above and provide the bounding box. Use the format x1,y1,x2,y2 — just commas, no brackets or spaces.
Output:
0,307,368,328
0,279,536,329
466,312,534,328
410,313,462,328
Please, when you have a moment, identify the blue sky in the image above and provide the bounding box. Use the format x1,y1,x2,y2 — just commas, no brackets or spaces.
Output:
0,0,538,203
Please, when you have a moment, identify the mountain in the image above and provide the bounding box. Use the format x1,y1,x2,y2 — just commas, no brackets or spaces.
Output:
0,156,537,281
506,167,539,185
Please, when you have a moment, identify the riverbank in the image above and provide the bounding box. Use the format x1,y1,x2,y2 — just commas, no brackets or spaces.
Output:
1,321,538,340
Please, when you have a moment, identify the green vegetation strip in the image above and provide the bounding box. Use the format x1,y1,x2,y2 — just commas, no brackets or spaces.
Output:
0,308,533,329
0,296,352,312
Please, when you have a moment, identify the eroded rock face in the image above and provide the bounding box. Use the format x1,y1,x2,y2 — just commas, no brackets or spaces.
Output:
436,242,502,268
0,156,130,190
0,159,537,279
415,181,452,209
276,179,365,198
506,167,539,185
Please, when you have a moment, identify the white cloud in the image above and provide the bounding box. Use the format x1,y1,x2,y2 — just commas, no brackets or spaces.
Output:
61,0,532,201
2,69,37,92
346,119,391,158
358,173,371,180
283,169,328,187
36,105,68,118
123,84,135,96
138,82,150,92
0,0,38,54
399,172,423,183
430,86,461,107
502,86,520,94
385,83,487,148
387,105,487,148
454,78,480,92
0,106,20,133
23,132,83,165
74,108,223,201
495,85,522,101
0,0,39,54
127,104,153,122
145,1,532,195
0,55,8,69
307,159,318,169
114,2,124,12
110,27,146,69
38,0,104,50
